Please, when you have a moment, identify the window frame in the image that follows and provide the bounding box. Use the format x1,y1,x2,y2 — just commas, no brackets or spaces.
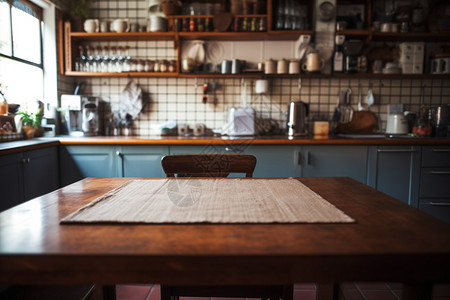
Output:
0,0,44,69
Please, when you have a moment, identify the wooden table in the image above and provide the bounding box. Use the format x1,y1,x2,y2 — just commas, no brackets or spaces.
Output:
1,177,450,300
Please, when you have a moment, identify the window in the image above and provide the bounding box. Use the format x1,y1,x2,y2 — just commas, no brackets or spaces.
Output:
0,0,43,108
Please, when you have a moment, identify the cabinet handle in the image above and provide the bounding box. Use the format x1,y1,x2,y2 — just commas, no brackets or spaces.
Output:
430,202,450,207
432,149,450,153
21,158,30,163
116,151,124,158
377,149,417,153
430,171,450,175
298,151,310,165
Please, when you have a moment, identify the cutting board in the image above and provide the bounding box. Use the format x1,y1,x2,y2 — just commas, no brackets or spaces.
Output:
335,111,379,134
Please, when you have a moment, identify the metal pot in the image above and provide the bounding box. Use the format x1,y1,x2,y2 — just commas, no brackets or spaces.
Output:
287,101,309,136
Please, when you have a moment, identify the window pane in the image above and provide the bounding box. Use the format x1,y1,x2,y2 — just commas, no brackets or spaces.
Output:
12,1,41,64
0,0,12,56
0,56,43,106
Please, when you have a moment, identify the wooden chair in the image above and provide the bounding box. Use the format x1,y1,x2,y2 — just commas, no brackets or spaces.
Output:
160,154,293,300
161,154,257,177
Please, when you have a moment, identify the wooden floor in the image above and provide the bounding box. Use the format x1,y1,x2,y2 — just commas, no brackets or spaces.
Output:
115,283,450,300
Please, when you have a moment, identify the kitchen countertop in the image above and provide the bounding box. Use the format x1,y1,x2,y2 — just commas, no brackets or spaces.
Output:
0,135,449,156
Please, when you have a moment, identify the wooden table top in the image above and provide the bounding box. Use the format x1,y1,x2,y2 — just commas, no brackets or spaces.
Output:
1,177,450,286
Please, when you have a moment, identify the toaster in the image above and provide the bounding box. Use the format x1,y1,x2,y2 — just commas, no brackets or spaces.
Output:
227,107,255,136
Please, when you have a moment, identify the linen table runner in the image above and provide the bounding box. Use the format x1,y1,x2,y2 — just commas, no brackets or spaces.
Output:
61,179,354,224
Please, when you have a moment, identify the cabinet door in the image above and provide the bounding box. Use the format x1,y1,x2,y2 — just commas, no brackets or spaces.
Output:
169,145,300,177
0,153,22,212
242,145,300,177
367,146,420,207
117,146,169,177
60,146,116,185
22,147,59,201
301,145,368,184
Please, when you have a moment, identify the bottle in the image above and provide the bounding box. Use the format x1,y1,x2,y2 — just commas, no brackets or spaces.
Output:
333,35,345,73
0,87,7,115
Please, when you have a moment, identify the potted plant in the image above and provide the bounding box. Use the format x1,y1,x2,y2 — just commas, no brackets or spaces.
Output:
69,0,91,32
17,109,43,139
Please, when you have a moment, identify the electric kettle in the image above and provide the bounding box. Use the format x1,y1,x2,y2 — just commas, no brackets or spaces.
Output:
287,101,309,136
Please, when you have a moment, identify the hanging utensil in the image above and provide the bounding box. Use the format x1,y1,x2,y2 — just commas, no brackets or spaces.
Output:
202,82,209,104
332,95,341,124
357,83,364,111
366,83,374,110
345,88,353,123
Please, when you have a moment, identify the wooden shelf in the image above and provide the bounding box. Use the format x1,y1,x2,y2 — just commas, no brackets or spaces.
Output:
371,32,450,42
177,31,269,40
69,31,177,41
65,71,179,77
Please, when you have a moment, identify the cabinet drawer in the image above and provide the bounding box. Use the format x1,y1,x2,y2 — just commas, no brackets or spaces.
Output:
422,146,450,167
420,168,450,198
419,199,450,223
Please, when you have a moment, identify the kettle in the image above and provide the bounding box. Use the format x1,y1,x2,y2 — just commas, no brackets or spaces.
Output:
287,101,309,136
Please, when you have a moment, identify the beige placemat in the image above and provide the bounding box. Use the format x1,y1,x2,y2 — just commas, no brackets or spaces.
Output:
61,179,354,224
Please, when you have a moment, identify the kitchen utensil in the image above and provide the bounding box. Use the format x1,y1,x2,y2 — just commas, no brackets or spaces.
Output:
83,19,99,33
148,15,168,32
264,59,276,74
287,101,309,137
255,79,269,94
331,96,341,125
301,50,325,73
202,83,209,104
335,111,379,134
366,87,374,109
277,58,288,74
228,107,255,136
339,88,353,124
357,83,363,111
386,113,408,134
111,19,130,33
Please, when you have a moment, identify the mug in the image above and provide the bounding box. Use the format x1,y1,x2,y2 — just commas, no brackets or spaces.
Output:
111,19,130,33
99,20,110,32
130,23,140,32
84,19,99,33
302,51,325,73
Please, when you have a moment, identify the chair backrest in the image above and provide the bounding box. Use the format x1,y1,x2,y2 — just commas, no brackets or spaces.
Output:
161,154,257,177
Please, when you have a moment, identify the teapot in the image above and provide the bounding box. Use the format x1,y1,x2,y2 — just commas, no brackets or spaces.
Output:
302,50,325,73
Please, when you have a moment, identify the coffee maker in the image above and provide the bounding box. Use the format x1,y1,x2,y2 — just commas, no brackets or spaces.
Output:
60,94,83,136
82,97,101,136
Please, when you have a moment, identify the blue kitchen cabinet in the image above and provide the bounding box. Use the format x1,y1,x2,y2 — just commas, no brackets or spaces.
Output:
116,145,169,177
419,146,450,223
23,147,59,201
0,147,59,212
0,152,22,211
60,145,116,186
367,146,420,207
169,144,300,177
300,145,368,184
